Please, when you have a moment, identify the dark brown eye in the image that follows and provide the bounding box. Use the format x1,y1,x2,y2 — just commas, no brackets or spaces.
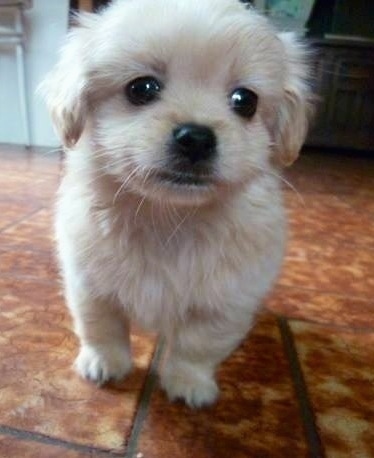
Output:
126,76,162,106
230,87,258,119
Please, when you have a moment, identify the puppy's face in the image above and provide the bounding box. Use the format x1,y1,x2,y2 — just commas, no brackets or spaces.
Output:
43,0,311,206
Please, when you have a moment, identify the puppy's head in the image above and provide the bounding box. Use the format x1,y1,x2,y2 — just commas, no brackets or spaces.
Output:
42,0,312,206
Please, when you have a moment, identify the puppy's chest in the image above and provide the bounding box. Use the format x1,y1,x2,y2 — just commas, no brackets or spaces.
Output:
92,225,217,293
87,225,229,327
83,203,284,330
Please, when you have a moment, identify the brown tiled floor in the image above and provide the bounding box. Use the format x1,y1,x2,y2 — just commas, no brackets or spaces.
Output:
0,144,373,458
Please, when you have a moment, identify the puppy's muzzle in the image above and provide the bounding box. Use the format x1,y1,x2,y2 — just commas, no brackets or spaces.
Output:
171,123,217,164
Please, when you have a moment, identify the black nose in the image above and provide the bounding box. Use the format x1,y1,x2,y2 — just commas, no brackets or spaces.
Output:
172,123,217,164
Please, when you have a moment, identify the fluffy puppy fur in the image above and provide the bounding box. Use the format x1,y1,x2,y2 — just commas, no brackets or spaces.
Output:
42,0,311,407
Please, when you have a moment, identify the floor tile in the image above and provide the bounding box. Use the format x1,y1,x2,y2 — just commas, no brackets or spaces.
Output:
0,249,58,279
1,146,373,455
0,208,54,252
0,145,62,176
0,435,105,458
284,151,374,223
136,314,309,458
0,277,156,452
266,285,374,330
290,320,374,458
285,192,374,248
285,151,374,197
0,171,60,206
0,201,42,232
339,190,374,221
279,237,374,299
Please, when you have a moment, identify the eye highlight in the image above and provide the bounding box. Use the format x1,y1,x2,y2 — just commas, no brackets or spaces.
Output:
125,76,163,106
229,87,258,119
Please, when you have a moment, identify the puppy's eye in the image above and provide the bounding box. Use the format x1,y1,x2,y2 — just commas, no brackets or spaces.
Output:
229,88,258,119
126,76,163,106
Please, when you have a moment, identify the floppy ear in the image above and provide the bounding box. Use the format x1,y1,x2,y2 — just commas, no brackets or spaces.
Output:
273,32,313,166
40,14,97,148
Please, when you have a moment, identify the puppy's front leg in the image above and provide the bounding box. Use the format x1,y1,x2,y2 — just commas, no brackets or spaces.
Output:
160,311,252,408
66,284,132,385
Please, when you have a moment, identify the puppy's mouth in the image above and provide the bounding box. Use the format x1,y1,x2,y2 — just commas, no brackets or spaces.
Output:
155,170,213,187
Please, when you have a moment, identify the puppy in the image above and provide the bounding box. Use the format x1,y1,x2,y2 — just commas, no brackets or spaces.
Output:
42,0,311,408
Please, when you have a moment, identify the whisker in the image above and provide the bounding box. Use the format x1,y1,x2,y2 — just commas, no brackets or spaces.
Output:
165,200,180,228
267,168,305,206
277,174,305,205
151,197,164,247
134,194,148,225
164,206,197,249
133,166,157,223
112,165,143,205
41,147,64,157
245,160,305,206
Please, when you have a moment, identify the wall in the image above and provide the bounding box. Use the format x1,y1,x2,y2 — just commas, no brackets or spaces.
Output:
0,0,69,147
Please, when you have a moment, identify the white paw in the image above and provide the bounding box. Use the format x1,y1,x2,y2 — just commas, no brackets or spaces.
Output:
160,364,219,408
75,344,132,385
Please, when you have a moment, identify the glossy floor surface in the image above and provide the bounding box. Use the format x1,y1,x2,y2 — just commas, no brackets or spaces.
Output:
0,145,373,457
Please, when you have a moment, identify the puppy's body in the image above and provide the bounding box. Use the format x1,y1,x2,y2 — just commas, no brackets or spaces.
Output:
58,161,285,327
43,0,311,407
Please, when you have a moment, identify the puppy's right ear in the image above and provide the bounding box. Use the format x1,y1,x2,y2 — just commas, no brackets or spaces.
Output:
272,32,313,166
40,14,96,148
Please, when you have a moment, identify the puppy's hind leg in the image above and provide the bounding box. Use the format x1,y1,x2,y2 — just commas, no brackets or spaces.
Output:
65,280,132,385
159,311,252,408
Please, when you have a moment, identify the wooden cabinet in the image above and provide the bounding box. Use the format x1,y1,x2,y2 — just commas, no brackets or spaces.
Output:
307,39,374,151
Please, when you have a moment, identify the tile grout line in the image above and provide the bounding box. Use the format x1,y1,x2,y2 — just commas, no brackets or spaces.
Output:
124,339,165,458
277,316,325,458
0,424,121,456
0,206,46,234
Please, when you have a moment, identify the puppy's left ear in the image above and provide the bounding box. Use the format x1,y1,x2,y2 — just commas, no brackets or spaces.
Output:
273,32,313,166
39,14,97,148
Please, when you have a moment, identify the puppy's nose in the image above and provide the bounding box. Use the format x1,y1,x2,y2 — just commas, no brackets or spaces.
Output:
172,123,217,163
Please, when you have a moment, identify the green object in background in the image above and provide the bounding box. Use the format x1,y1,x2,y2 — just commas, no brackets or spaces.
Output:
267,0,305,18
265,0,316,34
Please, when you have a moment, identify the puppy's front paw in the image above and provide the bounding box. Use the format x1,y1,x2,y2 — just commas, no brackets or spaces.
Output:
75,344,132,385
160,363,219,408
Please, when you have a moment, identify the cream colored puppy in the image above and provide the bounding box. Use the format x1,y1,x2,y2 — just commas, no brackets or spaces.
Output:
42,0,311,407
